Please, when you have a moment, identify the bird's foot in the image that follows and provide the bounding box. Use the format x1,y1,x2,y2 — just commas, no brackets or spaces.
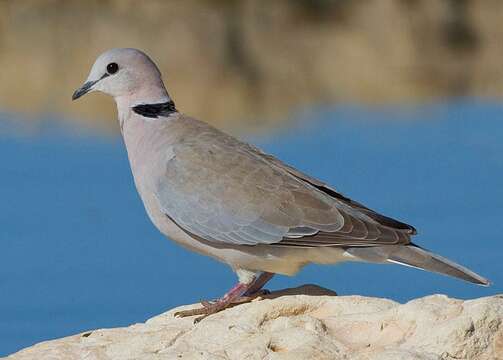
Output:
174,300,228,323
174,273,275,323
174,291,268,323
174,283,271,323
198,288,270,308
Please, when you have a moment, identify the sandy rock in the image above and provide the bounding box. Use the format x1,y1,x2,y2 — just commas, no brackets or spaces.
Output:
6,285,503,360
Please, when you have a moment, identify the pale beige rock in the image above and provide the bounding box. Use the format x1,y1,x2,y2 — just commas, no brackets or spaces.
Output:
6,285,503,360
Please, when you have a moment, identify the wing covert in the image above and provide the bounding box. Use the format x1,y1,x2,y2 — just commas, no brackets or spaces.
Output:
155,123,414,248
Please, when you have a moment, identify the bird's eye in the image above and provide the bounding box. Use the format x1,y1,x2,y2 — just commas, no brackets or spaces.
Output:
106,62,119,74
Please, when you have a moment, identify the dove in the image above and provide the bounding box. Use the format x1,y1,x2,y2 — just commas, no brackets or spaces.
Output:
72,48,489,322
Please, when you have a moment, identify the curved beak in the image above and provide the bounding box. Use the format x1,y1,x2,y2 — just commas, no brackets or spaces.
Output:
72,80,97,101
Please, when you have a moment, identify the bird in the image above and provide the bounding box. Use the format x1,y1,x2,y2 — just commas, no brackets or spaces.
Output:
72,48,489,322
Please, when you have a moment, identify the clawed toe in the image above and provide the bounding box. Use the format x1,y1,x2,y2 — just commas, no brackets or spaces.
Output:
174,302,227,323
174,307,210,318
173,299,218,319
201,300,216,308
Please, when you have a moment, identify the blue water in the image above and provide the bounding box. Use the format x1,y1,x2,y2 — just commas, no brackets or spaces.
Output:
1,102,502,355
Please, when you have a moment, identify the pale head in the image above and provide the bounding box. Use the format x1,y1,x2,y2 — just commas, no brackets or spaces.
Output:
72,48,169,104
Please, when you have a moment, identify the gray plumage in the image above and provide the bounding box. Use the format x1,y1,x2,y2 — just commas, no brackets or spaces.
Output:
73,48,490,289
155,117,411,247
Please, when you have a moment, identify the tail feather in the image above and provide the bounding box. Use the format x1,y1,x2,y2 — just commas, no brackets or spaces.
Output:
387,244,490,286
347,244,490,286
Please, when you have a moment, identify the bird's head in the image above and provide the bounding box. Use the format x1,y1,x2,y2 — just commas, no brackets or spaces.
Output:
72,48,168,102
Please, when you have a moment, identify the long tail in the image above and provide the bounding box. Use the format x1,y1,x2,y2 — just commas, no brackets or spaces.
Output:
347,244,490,286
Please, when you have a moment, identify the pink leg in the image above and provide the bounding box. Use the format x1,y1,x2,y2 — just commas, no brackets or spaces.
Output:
201,272,274,307
217,282,250,303
244,272,274,296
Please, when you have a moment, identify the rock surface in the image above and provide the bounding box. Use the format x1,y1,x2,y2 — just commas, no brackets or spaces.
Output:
6,285,503,360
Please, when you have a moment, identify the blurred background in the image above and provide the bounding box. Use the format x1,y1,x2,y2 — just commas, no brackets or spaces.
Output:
0,0,502,356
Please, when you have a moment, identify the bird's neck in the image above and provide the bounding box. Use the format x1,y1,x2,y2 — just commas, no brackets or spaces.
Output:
115,85,171,109
114,86,174,129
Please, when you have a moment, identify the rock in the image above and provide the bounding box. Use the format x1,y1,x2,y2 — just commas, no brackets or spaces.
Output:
6,285,503,360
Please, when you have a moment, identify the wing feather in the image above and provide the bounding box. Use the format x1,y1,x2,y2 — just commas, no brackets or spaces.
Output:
155,119,415,248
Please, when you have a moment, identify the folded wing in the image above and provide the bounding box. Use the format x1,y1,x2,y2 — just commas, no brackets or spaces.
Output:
155,123,415,247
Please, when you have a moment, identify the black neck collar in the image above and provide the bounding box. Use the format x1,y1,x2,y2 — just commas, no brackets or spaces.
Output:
132,100,177,118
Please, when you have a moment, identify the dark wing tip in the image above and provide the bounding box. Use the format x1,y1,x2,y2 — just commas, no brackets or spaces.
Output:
365,211,417,235
313,184,417,234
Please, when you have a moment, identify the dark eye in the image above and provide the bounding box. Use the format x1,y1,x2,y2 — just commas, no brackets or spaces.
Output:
106,62,119,74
